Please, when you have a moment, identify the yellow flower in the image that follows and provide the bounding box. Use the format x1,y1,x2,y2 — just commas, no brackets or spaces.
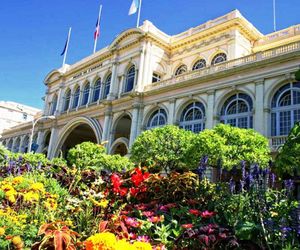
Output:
132,241,152,250
270,211,278,217
0,227,5,236
115,239,135,250
30,182,45,193
23,191,39,202
12,236,22,245
12,176,24,185
86,232,117,249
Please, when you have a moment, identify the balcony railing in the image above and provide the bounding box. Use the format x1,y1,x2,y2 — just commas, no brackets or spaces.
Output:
144,41,300,92
269,136,288,151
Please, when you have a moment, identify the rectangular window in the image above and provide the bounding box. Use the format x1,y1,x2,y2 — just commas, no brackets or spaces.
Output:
279,111,291,135
152,73,161,83
238,117,248,129
271,113,276,136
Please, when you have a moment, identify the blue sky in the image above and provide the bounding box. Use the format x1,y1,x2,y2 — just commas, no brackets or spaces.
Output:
0,0,299,109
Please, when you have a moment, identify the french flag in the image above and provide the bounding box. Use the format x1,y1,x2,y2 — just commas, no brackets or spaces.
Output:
94,18,100,40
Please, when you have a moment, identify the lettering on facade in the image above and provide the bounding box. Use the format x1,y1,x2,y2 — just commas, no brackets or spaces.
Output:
72,63,103,80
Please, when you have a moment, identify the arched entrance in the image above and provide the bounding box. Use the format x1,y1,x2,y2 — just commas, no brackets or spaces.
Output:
52,117,102,158
60,124,97,157
110,114,132,156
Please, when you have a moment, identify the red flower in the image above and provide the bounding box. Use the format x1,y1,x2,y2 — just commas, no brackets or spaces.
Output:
189,209,201,216
111,173,122,189
119,187,128,197
148,215,164,223
181,223,194,229
159,203,177,212
130,187,139,197
200,210,216,219
131,168,150,187
134,204,148,211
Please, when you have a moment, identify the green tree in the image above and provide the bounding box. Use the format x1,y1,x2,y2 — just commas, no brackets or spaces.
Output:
130,125,197,172
189,124,271,170
275,122,300,176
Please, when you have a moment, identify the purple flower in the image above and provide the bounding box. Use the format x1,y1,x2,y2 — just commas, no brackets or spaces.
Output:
281,226,292,239
270,173,276,187
284,179,294,194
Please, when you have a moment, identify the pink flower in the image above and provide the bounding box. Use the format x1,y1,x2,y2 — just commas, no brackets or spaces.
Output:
137,235,150,242
148,215,164,223
125,217,141,228
142,211,155,217
200,210,216,219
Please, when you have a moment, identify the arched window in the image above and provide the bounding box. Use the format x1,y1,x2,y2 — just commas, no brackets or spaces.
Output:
14,138,20,153
103,74,111,99
93,79,101,102
81,83,90,106
192,59,206,70
147,109,168,129
211,53,227,65
175,65,187,76
271,82,300,136
50,95,57,115
63,89,71,111
179,102,206,133
125,66,135,92
220,93,253,129
7,139,13,151
72,86,80,109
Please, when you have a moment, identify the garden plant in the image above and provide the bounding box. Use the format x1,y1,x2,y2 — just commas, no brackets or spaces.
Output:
0,124,299,250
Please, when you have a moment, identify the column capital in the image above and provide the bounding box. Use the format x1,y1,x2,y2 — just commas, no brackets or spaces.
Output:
254,79,265,85
263,107,271,113
169,98,176,104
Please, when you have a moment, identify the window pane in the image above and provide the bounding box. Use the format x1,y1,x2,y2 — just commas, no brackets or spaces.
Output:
293,90,300,105
226,119,236,127
238,117,248,129
279,111,291,135
294,109,300,124
279,91,291,107
271,113,276,136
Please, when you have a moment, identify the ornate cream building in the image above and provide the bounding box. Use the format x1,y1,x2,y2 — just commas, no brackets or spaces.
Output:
1,10,300,158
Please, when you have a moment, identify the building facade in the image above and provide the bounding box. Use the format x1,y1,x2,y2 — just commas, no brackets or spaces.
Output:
1,10,300,158
0,101,41,152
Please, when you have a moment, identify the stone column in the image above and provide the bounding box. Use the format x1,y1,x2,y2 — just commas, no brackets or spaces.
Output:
135,42,146,92
142,41,152,88
56,84,64,115
108,62,118,100
87,83,93,105
36,131,45,153
206,90,215,129
168,99,176,125
118,75,125,98
77,83,84,109
47,127,58,159
19,136,25,153
254,79,265,135
102,107,113,143
129,101,142,148
43,90,50,116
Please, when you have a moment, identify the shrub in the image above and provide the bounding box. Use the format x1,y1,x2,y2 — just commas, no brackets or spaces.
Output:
190,124,271,170
275,122,300,176
67,141,134,172
51,157,67,167
67,142,106,168
130,125,197,172
0,144,9,164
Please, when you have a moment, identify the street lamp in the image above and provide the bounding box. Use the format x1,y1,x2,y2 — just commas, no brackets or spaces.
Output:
28,115,55,153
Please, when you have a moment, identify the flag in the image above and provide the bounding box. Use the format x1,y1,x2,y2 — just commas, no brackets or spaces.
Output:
60,35,69,56
129,0,139,15
94,18,100,40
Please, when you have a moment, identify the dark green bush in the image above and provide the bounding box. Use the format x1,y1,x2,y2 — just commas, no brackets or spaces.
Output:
130,125,197,172
275,122,300,176
188,124,271,170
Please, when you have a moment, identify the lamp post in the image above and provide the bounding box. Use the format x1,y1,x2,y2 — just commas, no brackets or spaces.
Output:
28,115,55,153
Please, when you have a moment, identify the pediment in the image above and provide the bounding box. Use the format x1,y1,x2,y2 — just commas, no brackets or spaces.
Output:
110,28,145,49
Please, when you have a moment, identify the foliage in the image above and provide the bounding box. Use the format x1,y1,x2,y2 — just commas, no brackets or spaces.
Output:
275,122,300,176
130,125,197,172
67,142,134,172
67,141,106,168
0,144,9,164
51,157,67,167
191,124,271,170
32,221,80,250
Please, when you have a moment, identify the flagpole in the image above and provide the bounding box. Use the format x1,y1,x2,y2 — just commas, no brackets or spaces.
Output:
273,0,276,32
62,27,72,67
94,4,103,54
136,0,142,28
